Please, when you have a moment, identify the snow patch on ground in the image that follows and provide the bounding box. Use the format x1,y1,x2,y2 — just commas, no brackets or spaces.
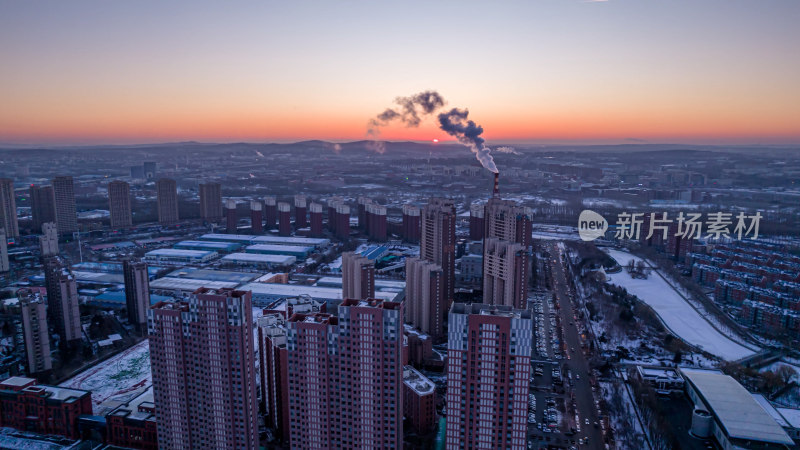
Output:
59,340,151,414
604,249,755,361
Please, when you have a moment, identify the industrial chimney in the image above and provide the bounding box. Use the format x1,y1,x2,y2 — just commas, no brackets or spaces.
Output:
493,172,499,196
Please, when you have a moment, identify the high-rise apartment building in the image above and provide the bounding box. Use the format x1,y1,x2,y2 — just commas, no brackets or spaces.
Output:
225,199,237,233
277,202,291,236
483,198,532,247
287,299,404,449
250,200,263,234
143,161,157,179
52,176,78,236
198,182,222,222
19,289,52,374
469,202,485,241
148,288,258,449
30,185,56,232
421,198,456,310
264,196,277,228
342,251,375,300
482,198,533,306
445,303,532,449
39,222,59,257
405,257,445,339
294,195,307,229
155,178,179,224
0,178,19,239
483,238,528,309
123,260,150,331
357,196,371,230
43,259,81,344
108,180,132,228
309,202,323,237
257,313,290,441
0,228,8,273
402,204,421,243
366,203,387,241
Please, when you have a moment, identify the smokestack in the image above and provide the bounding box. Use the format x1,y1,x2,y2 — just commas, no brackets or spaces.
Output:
493,172,499,196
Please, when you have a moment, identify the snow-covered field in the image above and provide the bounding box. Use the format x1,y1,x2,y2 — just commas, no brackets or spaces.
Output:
604,249,756,361
59,340,151,414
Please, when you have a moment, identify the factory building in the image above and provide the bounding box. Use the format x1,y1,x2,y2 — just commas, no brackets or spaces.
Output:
143,248,218,265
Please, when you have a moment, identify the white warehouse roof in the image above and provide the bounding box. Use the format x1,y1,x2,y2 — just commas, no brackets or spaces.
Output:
222,253,296,265
680,368,794,445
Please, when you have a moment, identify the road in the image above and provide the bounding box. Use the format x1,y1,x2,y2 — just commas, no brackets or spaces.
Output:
546,241,604,449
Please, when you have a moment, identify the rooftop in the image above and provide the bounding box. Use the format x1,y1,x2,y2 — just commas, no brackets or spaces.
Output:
450,302,532,319
240,282,398,303
403,366,435,395
222,253,296,264
149,277,239,291
144,248,216,258
680,368,794,445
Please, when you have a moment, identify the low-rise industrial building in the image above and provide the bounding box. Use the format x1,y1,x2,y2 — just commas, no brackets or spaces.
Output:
173,240,242,253
635,365,685,395
221,253,296,270
679,368,794,449
239,282,398,308
245,244,314,258
143,248,217,265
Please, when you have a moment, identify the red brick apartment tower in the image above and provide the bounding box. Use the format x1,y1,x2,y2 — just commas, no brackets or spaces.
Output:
287,299,404,449
421,198,456,311
277,202,291,236
357,196,371,230
469,202,485,241
264,196,277,228
0,376,92,439
402,204,421,243
250,200,263,234
257,314,290,441
367,203,387,241
403,366,437,434
148,288,258,450
309,202,324,237
334,202,351,240
445,303,532,449
294,195,307,228
342,251,375,300
225,199,237,233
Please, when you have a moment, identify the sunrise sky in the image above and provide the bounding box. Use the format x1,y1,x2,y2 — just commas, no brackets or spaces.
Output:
1,0,799,146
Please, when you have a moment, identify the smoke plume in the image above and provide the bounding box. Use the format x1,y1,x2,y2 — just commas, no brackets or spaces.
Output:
495,146,521,155
437,108,498,173
367,90,445,153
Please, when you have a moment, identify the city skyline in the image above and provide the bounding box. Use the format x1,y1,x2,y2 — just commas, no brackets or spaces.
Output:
1,1,799,146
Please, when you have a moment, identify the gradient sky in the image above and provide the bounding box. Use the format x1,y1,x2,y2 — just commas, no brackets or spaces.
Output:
1,0,799,146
